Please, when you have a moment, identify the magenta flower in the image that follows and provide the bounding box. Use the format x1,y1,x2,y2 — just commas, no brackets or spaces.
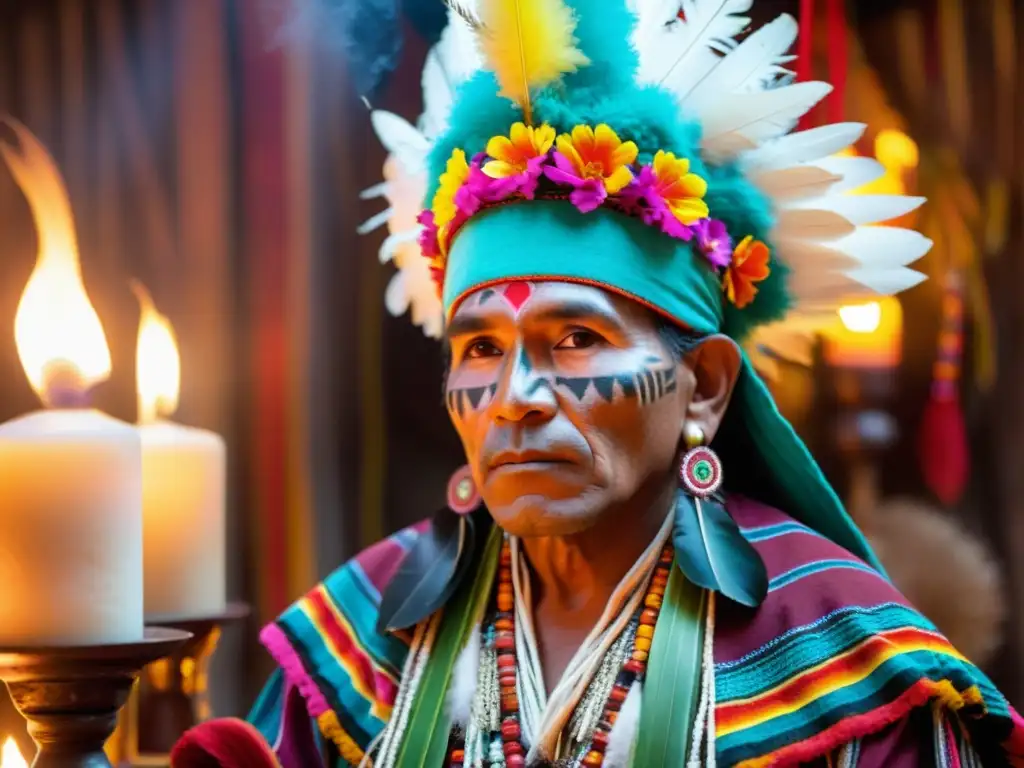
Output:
620,167,694,241
543,151,608,213
694,218,733,269
417,209,440,260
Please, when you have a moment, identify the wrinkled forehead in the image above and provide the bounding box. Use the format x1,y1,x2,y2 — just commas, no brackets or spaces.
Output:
446,280,656,337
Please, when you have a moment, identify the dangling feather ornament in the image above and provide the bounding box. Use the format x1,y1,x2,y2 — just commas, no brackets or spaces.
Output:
674,492,768,608
454,0,590,125
674,446,767,607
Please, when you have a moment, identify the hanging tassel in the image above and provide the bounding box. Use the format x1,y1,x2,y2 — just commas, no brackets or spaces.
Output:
918,272,969,506
673,492,768,608
466,0,590,124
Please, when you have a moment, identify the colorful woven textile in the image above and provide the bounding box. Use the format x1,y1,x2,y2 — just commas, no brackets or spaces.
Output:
717,498,1024,767
254,499,1024,766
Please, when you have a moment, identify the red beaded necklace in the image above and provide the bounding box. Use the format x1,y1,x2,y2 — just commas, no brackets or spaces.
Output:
449,540,673,768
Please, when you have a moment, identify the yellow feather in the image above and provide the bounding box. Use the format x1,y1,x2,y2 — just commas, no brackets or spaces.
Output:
476,0,589,124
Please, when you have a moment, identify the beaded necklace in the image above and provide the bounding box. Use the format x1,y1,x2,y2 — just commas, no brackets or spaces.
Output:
449,539,674,768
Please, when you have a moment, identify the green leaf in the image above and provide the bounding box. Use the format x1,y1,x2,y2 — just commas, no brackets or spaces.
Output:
633,567,706,766
395,525,502,768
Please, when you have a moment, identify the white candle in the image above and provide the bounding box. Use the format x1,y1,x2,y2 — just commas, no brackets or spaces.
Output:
134,283,227,621
141,422,226,620
0,411,143,645
0,117,144,646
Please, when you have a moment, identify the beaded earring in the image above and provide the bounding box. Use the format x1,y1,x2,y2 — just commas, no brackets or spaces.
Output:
672,424,768,608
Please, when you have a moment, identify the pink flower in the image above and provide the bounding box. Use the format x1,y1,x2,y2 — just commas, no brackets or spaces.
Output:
417,209,440,260
620,167,694,240
694,218,733,269
544,151,608,213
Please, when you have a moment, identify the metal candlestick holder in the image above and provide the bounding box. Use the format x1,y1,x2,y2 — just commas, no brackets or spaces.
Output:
0,627,192,768
111,603,250,766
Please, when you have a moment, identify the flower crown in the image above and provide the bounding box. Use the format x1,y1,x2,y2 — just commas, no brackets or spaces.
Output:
418,122,771,310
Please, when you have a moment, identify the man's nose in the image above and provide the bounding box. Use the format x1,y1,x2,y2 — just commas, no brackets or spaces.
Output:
494,346,557,424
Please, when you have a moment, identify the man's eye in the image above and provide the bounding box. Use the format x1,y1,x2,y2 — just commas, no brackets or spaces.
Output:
555,330,603,350
465,340,502,359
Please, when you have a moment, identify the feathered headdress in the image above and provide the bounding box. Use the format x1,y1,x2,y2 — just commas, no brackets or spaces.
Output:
362,0,927,373
358,0,933,570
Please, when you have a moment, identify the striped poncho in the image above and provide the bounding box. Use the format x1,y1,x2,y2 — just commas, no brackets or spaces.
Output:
249,497,1024,767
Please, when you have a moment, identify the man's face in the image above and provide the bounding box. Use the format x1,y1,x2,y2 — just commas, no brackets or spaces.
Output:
444,281,692,537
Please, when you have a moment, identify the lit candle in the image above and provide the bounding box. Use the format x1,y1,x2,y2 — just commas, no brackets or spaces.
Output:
0,119,143,646
1,737,27,768
822,297,904,369
135,283,226,621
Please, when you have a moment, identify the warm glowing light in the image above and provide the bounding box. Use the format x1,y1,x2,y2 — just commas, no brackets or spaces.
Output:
875,129,919,170
1,737,27,768
824,297,903,369
2,119,111,406
133,281,180,425
838,302,883,334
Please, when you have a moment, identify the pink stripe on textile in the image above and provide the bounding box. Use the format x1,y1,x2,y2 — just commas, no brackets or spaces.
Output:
260,622,330,720
943,714,962,768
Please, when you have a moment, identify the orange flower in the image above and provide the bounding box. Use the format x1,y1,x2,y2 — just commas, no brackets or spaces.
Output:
723,236,771,309
483,123,556,178
555,124,638,194
650,150,709,225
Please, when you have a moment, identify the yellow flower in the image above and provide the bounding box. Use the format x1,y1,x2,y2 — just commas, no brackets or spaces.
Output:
723,236,771,309
651,150,710,225
430,149,471,228
483,123,556,178
555,124,638,194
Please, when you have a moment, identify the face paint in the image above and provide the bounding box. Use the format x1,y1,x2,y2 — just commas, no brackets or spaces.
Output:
555,366,677,406
446,382,499,419
444,282,695,540
499,281,534,315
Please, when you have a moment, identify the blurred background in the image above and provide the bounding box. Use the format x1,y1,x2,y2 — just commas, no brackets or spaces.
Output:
0,0,1019,757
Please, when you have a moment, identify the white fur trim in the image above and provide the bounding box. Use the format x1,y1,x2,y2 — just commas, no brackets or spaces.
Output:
604,681,643,768
446,624,481,726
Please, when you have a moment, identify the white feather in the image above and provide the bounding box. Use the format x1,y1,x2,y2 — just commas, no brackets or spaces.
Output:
360,181,389,200
378,229,419,264
750,165,842,201
774,209,855,241
636,0,753,95
370,111,431,175
701,132,758,163
784,194,926,225
774,238,861,270
812,156,886,193
701,81,832,145
786,270,881,303
384,271,411,316
830,227,933,267
446,625,481,727
686,14,798,112
419,7,482,139
604,681,643,768
845,267,927,294
357,207,393,235
742,122,866,171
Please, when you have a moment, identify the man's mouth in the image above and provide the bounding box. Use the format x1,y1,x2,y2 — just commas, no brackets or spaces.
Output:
489,450,574,471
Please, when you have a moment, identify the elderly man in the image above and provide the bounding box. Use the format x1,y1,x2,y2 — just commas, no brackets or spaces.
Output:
174,0,1022,766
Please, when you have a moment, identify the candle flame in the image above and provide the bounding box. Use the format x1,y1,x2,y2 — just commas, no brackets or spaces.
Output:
0,737,27,768
838,302,883,334
133,280,180,424
2,118,111,406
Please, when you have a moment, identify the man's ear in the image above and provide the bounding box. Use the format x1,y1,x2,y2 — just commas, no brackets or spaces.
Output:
679,334,742,444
